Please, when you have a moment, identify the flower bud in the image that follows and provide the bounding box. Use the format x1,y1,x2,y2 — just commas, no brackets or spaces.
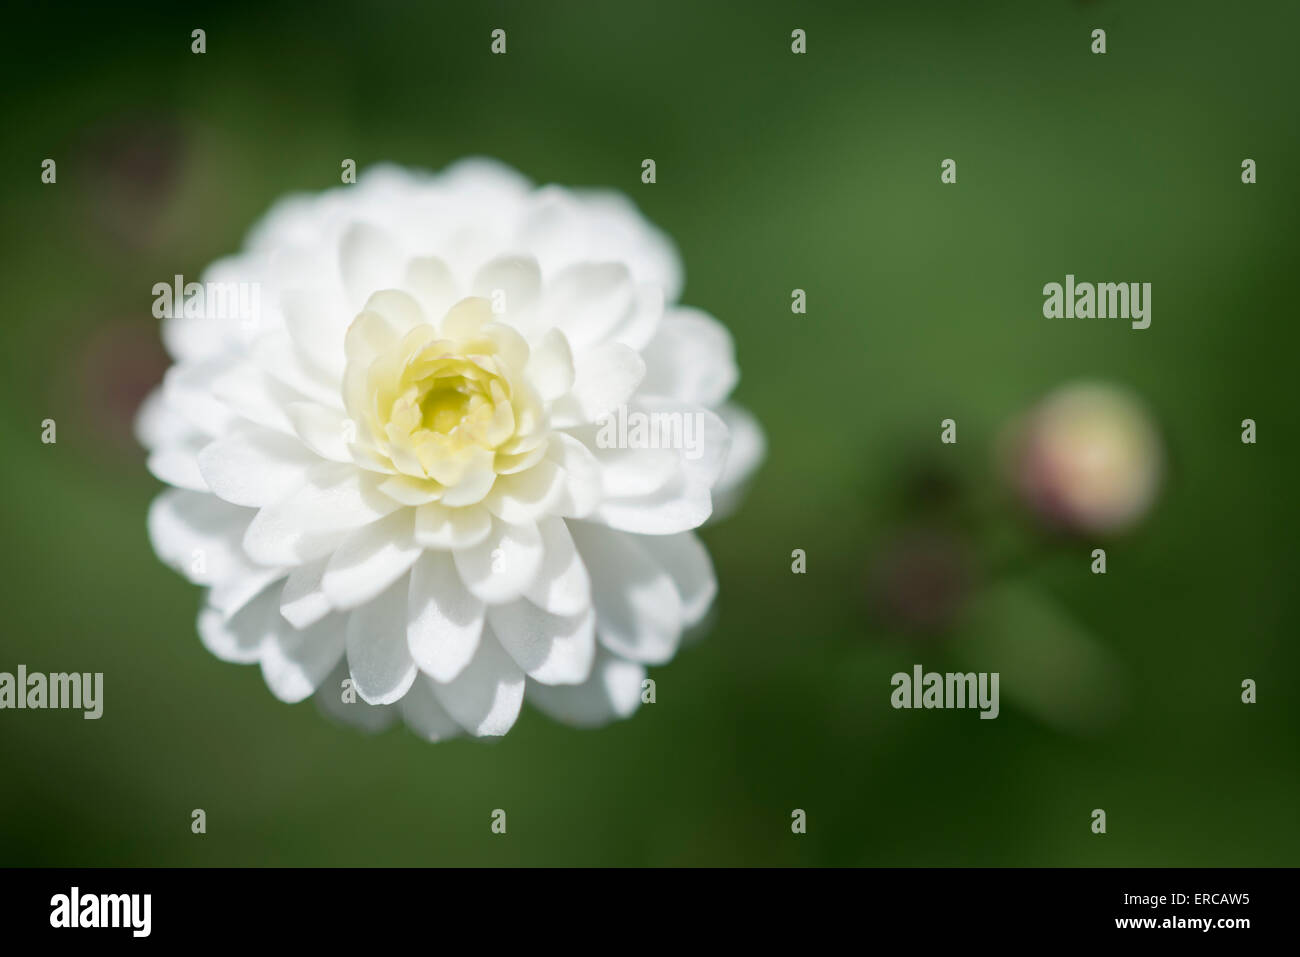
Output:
1001,382,1163,535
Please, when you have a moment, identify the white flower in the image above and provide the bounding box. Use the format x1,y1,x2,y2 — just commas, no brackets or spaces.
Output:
138,159,763,740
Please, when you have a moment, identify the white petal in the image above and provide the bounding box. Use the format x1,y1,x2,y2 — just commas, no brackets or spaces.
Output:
378,474,443,506
343,306,403,369
147,439,208,491
209,561,287,621
414,502,492,549
286,402,354,463
210,364,296,434
322,509,422,610
550,341,645,428
546,433,601,518
197,584,280,664
525,328,574,402
608,282,663,351
164,360,238,437
135,386,193,450
440,296,493,340
440,156,533,196
345,576,418,705
638,532,716,627
260,613,346,703
363,288,426,334
483,459,565,525
488,600,595,685
438,449,497,507
676,406,731,489
709,403,765,522
590,398,728,490
483,321,532,376
348,442,399,475
279,557,331,628
197,425,320,508
518,188,682,301
528,649,645,728
407,551,485,682
572,189,684,300
539,262,633,351
452,518,544,605
252,332,338,407
590,471,712,535
398,675,463,742
147,489,249,585
470,255,541,321
314,660,399,732
340,223,405,309
589,443,680,498
404,256,459,324
160,314,234,364
243,463,400,566
429,629,525,736
269,241,337,289
569,523,683,664
280,287,348,379
523,516,590,616
639,308,738,407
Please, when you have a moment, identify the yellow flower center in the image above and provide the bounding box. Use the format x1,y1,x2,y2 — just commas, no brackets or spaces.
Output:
343,294,549,500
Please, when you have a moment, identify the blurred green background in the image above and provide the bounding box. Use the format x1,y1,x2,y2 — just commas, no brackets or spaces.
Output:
1,0,1297,866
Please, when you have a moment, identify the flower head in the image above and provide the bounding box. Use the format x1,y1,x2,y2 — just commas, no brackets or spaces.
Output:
140,160,763,739
1000,381,1162,536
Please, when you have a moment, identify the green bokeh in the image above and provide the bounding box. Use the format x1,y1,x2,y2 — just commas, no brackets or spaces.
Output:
1,0,1296,866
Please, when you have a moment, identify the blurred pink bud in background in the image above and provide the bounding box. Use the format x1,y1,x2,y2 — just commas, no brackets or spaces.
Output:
1001,381,1163,536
